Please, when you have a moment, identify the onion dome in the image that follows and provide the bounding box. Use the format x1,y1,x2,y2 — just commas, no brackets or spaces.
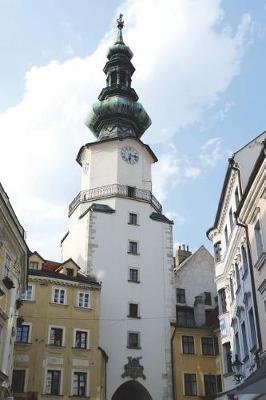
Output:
86,14,151,141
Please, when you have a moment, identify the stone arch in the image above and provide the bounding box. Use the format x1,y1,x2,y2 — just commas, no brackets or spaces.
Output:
112,380,152,400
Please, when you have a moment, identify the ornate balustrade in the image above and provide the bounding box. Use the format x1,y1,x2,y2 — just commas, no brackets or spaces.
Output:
69,184,162,215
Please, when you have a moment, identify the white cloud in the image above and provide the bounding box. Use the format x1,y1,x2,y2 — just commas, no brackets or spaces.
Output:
165,211,185,225
0,0,252,259
199,137,224,166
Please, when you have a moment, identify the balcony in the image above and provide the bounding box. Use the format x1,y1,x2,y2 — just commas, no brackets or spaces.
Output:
69,184,162,216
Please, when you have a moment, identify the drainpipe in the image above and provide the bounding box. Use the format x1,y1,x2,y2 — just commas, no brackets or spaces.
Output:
170,326,177,400
235,217,262,367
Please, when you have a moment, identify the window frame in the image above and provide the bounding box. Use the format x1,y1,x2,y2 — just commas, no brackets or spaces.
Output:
44,368,63,396
201,337,215,356
15,323,32,344
254,219,264,259
52,287,67,305
29,261,39,270
127,331,141,349
176,307,194,327
184,373,197,396
48,325,65,347
176,288,186,304
128,212,138,225
73,329,90,350
128,240,139,255
128,267,140,283
204,374,219,396
128,303,139,318
21,284,34,301
182,335,195,354
12,369,28,393
71,370,89,397
77,291,91,309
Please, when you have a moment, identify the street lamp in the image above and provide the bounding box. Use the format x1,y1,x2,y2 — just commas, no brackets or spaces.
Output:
232,355,244,383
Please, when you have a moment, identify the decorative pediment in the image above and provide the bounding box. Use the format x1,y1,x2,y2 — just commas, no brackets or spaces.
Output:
121,357,146,380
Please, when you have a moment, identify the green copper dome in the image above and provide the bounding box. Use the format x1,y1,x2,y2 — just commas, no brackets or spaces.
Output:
85,15,151,140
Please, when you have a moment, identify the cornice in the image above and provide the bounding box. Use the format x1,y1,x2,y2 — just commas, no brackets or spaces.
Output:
29,275,99,291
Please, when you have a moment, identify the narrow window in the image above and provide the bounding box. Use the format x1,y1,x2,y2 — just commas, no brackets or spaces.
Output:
248,308,256,348
3,253,11,277
202,337,215,355
204,375,218,396
110,71,117,85
223,342,232,373
73,372,87,397
214,241,222,263
235,187,240,208
176,288,186,304
127,186,136,198
49,327,63,346
225,225,229,246
12,370,26,393
235,332,241,358
128,303,139,318
129,213,138,225
66,268,73,277
182,336,194,354
127,332,140,348
229,277,234,302
128,241,138,255
75,331,88,349
119,70,126,86
45,370,61,395
241,322,248,357
218,288,227,314
229,208,234,232
235,264,241,291
16,325,30,343
21,285,33,301
255,220,264,258
184,374,197,396
129,268,139,282
204,292,212,305
53,288,65,305
241,245,249,276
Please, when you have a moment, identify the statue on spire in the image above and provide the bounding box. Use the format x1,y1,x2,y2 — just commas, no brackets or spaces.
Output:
117,14,124,30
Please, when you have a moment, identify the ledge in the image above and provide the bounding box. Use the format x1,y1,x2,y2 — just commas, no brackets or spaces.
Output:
127,346,141,350
127,252,140,256
128,280,140,284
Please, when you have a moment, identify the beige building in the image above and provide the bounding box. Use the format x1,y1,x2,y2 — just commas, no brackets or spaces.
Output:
172,245,223,399
0,183,28,399
12,252,106,400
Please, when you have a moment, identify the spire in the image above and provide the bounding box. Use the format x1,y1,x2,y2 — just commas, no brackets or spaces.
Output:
85,16,151,141
115,14,124,44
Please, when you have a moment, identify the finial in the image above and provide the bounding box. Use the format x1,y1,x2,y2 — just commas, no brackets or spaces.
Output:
115,14,124,44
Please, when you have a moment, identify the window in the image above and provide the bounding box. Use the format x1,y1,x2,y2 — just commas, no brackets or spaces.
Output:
75,331,88,349
12,370,26,393
128,303,139,318
127,186,135,198
204,375,222,396
73,372,87,397
241,245,249,276
248,308,256,348
235,332,241,358
3,253,11,277
219,288,227,314
129,268,139,282
176,288,186,304
119,70,126,86
129,213,138,225
225,225,229,246
214,241,222,263
223,342,232,373
16,325,30,343
29,261,39,270
241,322,248,358
229,208,234,232
184,373,197,396
229,277,234,302
204,292,212,305
176,307,194,327
78,292,90,308
53,288,66,305
127,332,140,349
182,336,194,354
21,284,33,301
235,187,240,208
128,241,138,255
66,268,74,277
49,327,63,346
202,337,216,355
255,220,264,258
235,264,241,291
110,71,117,85
45,370,61,395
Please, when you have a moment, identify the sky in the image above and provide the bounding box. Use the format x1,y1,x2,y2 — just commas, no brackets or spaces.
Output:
0,0,266,260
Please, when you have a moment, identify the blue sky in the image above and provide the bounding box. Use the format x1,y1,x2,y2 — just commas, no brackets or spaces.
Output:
0,0,266,259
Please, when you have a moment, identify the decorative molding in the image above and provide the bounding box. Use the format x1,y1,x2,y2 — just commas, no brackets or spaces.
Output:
254,252,266,271
258,279,266,295
217,169,237,232
121,357,146,380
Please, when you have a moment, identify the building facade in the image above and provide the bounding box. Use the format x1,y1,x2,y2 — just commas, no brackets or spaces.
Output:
172,245,223,399
0,183,28,399
207,132,266,397
12,252,105,400
61,16,174,400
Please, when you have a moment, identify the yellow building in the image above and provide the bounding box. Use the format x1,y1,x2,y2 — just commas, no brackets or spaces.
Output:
172,245,223,399
0,183,28,399
12,252,106,400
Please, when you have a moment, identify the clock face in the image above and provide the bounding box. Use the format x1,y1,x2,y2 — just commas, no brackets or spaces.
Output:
121,146,139,165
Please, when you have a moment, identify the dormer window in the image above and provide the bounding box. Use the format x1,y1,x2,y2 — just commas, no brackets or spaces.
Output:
66,268,73,277
29,261,39,270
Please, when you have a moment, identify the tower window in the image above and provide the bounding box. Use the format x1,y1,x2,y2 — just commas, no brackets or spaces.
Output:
128,303,139,318
176,288,186,304
119,70,126,86
128,241,138,255
128,213,138,225
129,268,139,282
127,186,136,198
127,332,140,349
110,71,117,85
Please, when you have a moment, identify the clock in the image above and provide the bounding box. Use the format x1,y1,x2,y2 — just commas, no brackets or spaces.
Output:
121,146,139,165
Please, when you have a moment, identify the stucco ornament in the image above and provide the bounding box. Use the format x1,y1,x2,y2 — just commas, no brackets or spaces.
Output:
121,357,146,380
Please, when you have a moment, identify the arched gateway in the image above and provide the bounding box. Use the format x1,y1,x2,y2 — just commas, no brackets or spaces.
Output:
112,380,152,400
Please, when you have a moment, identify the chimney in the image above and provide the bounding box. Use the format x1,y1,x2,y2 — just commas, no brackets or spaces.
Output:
175,244,192,266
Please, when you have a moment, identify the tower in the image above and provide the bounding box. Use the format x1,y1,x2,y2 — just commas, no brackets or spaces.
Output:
62,15,174,400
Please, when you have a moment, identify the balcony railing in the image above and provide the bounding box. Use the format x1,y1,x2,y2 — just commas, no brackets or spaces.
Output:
69,184,162,216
